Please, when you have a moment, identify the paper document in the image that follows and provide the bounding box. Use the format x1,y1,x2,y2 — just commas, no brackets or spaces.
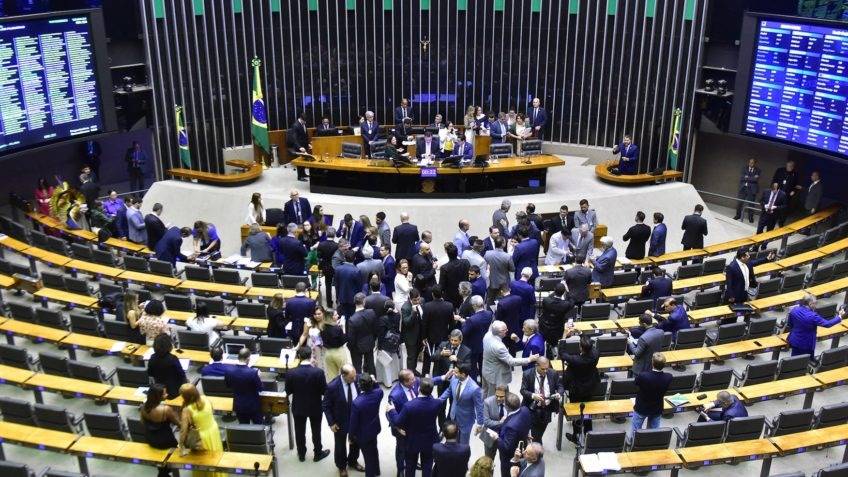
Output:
579,454,602,473
142,348,154,360
598,453,622,471
134,387,150,397
179,359,190,371
109,341,127,353
667,394,689,406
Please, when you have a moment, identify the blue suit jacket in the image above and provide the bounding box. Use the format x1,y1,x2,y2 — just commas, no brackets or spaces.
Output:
787,306,842,352
471,277,487,300
616,143,639,175
512,239,540,282
658,305,690,338
349,387,384,443
322,375,357,432
461,310,493,356
285,295,315,340
277,235,307,275
200,361,233,377
225,365,263,416
283,197,312,225
497,407,532,455
454,141,473,160
490,121,509,143
510,280,536,322
432,441,471,477
335,263,364,306
383,255,397,295
527,107,548,129
495,294,524,338
361,120,380,142
154,227,186,265
723,259,757,303
394,106,414,125
519,334,546,369
642,276,673,304
435,376,484,429
591,247,618,287
649,223,667,257
388,396,444,453
709,395,749,421
337,220,366,249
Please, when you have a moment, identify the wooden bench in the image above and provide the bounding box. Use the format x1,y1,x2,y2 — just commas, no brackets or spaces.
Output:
167,161,263,186
595,160,683,185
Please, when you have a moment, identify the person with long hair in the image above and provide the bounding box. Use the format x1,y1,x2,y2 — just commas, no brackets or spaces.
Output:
245,192,266,225
298,305,327,371
270,223,287,267
147,334,187,399
192,220,221,259
178,383,226,477
266,294,286,338
318,307,350,381
463,105,477,143
122,291,145,344
186,302,221,343
470,455,495,477
137,299,171,345
393,259,413,308
310,204,328,234
300,219,321,249
140,383,180,477
34,177,54,215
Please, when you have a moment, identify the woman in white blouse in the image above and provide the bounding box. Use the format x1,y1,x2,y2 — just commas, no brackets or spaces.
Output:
393,259,413,310
509,114,534,155
245,192,266,226
185,302,220,343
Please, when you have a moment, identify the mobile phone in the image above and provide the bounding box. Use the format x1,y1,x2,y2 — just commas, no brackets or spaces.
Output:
696,393,707,400
753,340,762,347
175,348,184,354
590,323,597,329
518,440,526,452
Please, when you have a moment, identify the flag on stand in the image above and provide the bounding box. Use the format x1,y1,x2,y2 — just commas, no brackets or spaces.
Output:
667,108,682,170
251,57,271,156
175,105,191,168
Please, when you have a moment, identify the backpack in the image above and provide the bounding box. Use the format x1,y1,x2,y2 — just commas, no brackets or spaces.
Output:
382,329,401,354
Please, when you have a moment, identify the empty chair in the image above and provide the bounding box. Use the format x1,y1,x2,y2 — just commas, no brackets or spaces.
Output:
341,142,363,158
702,258,727,275
733,360,778,386
810,263,835,286
40,271,66,289
33,403,81,433
258,337,292,356
580,303,611,321
832,260,848,280
164,293,193,312
595,335,627,357
123,255,150,272
102,319,134,342
116,365,151,388
236,302,267,318
38,351,68,376
724,415,765,442
92,249,118,266
697,368,733,392
213,268,246,285
520,139,542,156
83,411,127,439
4,302,32,323
705,322,747,346
535,277,560,298
196,297,227,315
821,225,842,245
626,427,672,452
582,431,626,454
42,469,87,477
747,316,777,339
70,243,93,260
816,402,848,428
776,355,811,380
63,277,92,295
0,396,35,425
68,360,115,384
98,282,124,299
177,329,212,351
674,421,725,447
184,265,212,282
69,312,101,336
46,236,68,254
489,142,514,159
126,416,147,443
611,271,638,287
692,289,722,309
586,380,609,401
622,299,654,318
0,460,34,477
6,221,29,242
786,235,821,256
369,139,387,158
756,277,782,298
818,462,848,477
29,229,48,248
781,272,806,293
0,344,35,370
675,263,703,279
225,424,273,454
557,339,582,358
660,332,673,351
675,328,707,349
251,272,279,288
765,409,814,437
261,379,278,392
815,303,839,320
281,275,310,289
607,378,637,400
148,259,176,277
265,208,285,225
200,376,231,397
814,346,848,373
36,308,67,329
667,373,697,395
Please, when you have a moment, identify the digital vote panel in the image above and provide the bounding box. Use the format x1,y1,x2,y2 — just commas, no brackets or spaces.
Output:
744,19,848,157
0,13,106,154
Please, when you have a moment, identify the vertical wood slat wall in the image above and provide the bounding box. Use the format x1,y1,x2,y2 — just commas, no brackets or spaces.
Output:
141,0,705,178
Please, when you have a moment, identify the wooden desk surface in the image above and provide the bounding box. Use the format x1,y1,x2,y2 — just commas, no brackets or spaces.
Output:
662,347,716,365
164,310,235,328
0,421,77,450
775,250,825,268
736,375,821,402
552,355,633,372
165,394,234,413
69,435,129,457
615,317,641,330
104,238,150,253
813,366,848,387
703,238,755,255
176,280,248,296
753,261,783,274
293,154,565,175
678,438,778,465
572,320,620,333
769,423,848,454
749,227,795,244
600,284,642,300
60,333,131,354
118,270,184,288
818,237,848,256
0,319,70,343
24,373,112,398
564,399,643,418
786,206,839,231
649,249,706,264
673,273,725,291
687,306,735,324
114,441,173,464
708,335,786,359
229,317,268,332
615,449,682,470
25,247,73,266
0,363,36,384
243,286,302,299
103,385,147,405
806,277,848,296
749,290,808,311
0,235,31,252
0,273,17,288
34,288,99,308
667,389,743,411
214,452,274,473
595,160,683,184
66,259,125,278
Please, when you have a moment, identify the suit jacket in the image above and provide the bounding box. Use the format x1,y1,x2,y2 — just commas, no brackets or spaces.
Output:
422,299,455,346
285,364,327,417
412,253,437,294
361,120,380,142
562,349,600,402
277,235,307,275
433,342,472,377
564,265,592,303
574,210,598,232
495,294,524,338
322,375,358,432
347,308,378,353
680,213,708,249
723,259,760,303
514,459,545,477
388,396,444,453
284,295,315,341
432,441,472,477
539,295,574,344
805,181,823,212
591,247,618,287
144,213,166,250
440,258,471,308
760,189,788,220
454,141,473,160
126,207,147,244
364,292,390,316
634,370,673,416
225,365,263,416
512,239,540,282
615,142,639,174
787,305,842,352
392,222,420,262
485,249,515,290
401,300,423,347
317,239,339,273
283,197,312,225
436,375,484,429
520,368,563,416
628,327,664,375
739,165,761,195
201,361,233,377
286,121,309,150
527,107,548,129
154,226,187,265
483,236,507,253
490,120,510,143
641,276,673,304
349,387,384,443
649,223,667,257
334,263,363,306
395,106,414,125
337,220,366,249
569,229,594,259
623,223,651,260
772,167,800,194
482,332,530,387
510,280,536,322
498,407,532,456
518,334,546,369
416,136,441,158
461,310,493,356
458,296,475,319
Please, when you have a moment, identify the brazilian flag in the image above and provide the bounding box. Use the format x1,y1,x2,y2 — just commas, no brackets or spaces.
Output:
175,105,191,167
251,57,271,155
667,108,682,170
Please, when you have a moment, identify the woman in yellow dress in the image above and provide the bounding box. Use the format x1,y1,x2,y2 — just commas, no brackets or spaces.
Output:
178,383,227,477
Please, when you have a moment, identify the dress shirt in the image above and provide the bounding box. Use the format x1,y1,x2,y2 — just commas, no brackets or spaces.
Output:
735,259,750,290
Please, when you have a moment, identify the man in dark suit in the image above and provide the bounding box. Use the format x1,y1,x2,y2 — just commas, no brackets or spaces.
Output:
680,204,708,261
484,226,507,252
627,314,664,376
364,277,390,311
349,373,384,477
546,205,574,240
317,228,340,307
459,296,493,379
422,285,456,375
454,136,474,161
469,265,487,301
527,97,548,140
432,329,473,384
517,320,546,370
278,223,308,275
641,267,673,308
416,130,441,161
124,141,147,191
432,421,471,477
335,250,364,319
395,97,414,126
519,357,562,445
724,248,775,307
564,253,592,309
387,377,444,477
511,229,540,283
285,282,315,341
649,212,667,257
439,242,470,308
284,189,312,225
322,364,365,476
539,283,574,356
401,290,424,373
412,242,438,301
757,182,788,236
201,347,233,377
286,114,311,181
360,111,380,156
286,347,331,462
494,284,524,347
490,113,510,144
388,369,420,476
734,158,761,222
611,134,639,175
347,293,377,375
590,237,617,287
225,348,264,424
632,353,672,432
154,226,192,266
337,213,366,251
772,159,803,226
510,268,536,322
805,171,823,215
393,212,420,263
622,211,651,260
495,393,532,477
144,203,167,251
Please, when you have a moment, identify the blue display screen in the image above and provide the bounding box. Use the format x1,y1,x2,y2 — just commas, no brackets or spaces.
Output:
0,13,104,154
744,19,848,156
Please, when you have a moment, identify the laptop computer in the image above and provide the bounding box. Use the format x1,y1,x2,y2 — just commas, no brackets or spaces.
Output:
223,343,245,363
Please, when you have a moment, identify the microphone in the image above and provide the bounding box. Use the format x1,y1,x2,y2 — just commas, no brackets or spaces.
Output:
253,461,260,477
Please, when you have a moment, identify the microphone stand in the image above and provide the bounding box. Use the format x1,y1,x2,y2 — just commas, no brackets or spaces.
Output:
578,402,586,450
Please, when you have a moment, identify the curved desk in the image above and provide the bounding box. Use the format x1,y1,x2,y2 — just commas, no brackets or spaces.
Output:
291,154,565,198
595,160,683,185
166,161,263,186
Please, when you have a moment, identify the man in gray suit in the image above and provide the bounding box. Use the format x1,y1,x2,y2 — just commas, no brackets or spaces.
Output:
569,225,594,261
508,442,546,477
482,321,538,396
481,385,509,458
805,171,822,215
493,200,512,236
627,313,664,375
573,199,598,233
485,236,515,305
564,253,592,309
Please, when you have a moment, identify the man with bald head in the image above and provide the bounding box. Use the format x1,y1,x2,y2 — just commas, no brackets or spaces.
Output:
520,356,562,445
393,212,420,263
284,188,312,225
527,97,548,140
482,321,538,396
509,442,545,477
322,364,365,475
411,241,438,301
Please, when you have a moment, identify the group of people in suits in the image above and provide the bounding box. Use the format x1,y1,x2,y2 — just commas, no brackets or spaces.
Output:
734,158,824,229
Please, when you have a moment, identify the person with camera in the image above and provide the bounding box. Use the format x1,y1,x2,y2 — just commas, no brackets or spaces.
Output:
519,357,562,445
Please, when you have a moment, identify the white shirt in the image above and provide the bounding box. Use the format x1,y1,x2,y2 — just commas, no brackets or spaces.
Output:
394,274,412,308
462,249,489,281
186,316,220,343
533,371,552,399
342,379,359,403
245,204,265,225
735,259,750,291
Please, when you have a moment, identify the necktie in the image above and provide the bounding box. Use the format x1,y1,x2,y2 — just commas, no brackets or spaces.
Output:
407,388,414,401
562,217,567,229
403,108,407,118
538,374,546,399
453,381,463,419
295,201,301,223
498,404,505,419
768,192,776,210
346,382,353,407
